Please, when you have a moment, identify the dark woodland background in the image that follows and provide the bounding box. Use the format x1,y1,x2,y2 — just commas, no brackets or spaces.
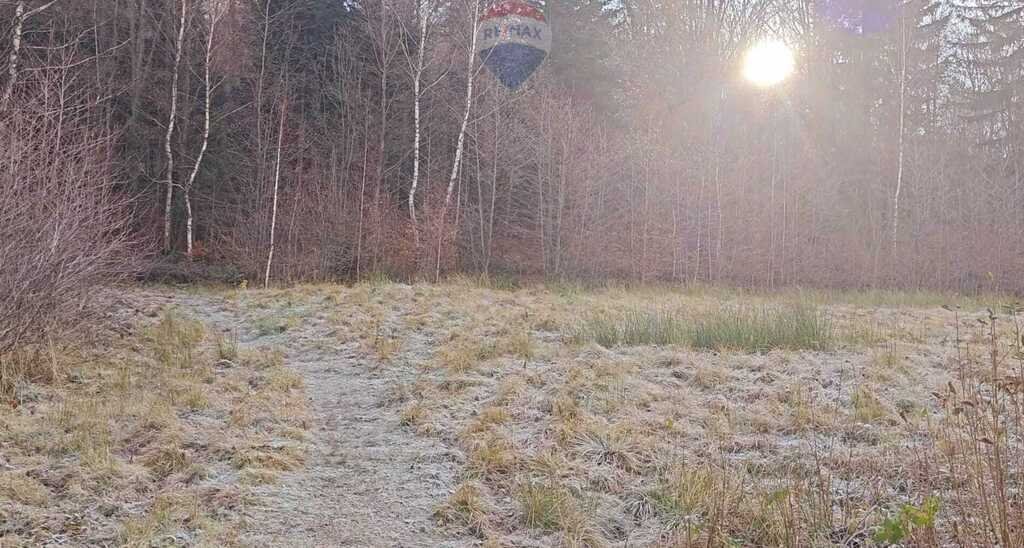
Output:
2,0,1023,309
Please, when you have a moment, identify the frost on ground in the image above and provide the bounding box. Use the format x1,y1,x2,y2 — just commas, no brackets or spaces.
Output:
2,282,1020,547
0,290,309,547
205,281,1020,547
170,288,471,547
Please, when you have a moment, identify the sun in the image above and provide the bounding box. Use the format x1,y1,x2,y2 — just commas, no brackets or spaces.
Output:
743,40,795,87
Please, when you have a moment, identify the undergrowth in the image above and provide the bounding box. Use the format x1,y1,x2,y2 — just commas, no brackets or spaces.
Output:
570,304,834,352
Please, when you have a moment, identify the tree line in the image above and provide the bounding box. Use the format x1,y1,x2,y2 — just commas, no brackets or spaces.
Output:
1,0,1022,304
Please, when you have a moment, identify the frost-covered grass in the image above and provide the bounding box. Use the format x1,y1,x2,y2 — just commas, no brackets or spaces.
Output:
0,305,308,546
569,303,834,352
8,280,1015,546
277,278,1016,547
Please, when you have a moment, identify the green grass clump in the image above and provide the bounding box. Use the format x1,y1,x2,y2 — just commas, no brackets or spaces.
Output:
571,309,688,347
570,304,833,353
645,466,722,528
688,304,833,353
148,310,205,368
517,483,569,531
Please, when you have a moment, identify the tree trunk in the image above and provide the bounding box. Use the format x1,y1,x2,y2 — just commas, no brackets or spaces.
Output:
408,3,430,250
436,0,478,282
163,0,187,253
356,112,370,279
264,99,287,288
127,0,146,130
892,2,907,272
183,9,217,259
1,1,26,111
3,1,61,110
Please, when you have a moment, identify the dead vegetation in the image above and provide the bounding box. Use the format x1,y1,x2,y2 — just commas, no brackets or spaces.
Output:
256,279,1016,547
0,303,309,546
5,280,1019,547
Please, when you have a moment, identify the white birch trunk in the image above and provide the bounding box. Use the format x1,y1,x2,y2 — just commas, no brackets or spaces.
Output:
893,3,907,265
255,0,271,199
436,0,478,281
444,8,477,209
356,114,370,278
264,100,287,288
408,3,430,248
184,6,220,259
1,1,26,111
163,0,187,253
3,0,60,110
184,9,218,259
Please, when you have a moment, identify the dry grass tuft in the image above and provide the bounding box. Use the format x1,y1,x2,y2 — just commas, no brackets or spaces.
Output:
400,401,433,434
517,483,569,531
556,504,607,548
118,493,203,546
573,425,648,473
466,434,516,480
142,443,194,480
436,342,483,373
148,309,206,369
463,406,510,438
504,330,535,360
517,483,606,547
851,385,889,424
0,472,50,507
216,332,239,361
435,482,494,537
0,305,309,546
323,281,1023,546
232,444,304,473
0,345,62,401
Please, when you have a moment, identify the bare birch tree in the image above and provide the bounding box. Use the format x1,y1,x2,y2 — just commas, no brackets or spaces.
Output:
435,0,478,281
182,0,226,258
2,0,60,111
264,96,287,288
403,0,432,249
162,0,188,253
892,0,908,268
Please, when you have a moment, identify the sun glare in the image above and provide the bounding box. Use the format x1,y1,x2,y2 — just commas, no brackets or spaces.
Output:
743,40,795,87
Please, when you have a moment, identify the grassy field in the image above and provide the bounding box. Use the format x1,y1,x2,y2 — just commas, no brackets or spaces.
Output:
0,298,309,546
2,279,1022,547
361,278,1024,547
231,278,1021,546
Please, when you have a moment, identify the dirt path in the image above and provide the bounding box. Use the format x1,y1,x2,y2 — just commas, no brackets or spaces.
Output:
167,290,471,548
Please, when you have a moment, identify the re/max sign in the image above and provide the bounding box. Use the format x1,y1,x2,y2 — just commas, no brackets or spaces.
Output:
481,24,544,41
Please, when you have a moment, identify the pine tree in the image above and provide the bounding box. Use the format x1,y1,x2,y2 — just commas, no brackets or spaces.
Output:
950,1,1024,157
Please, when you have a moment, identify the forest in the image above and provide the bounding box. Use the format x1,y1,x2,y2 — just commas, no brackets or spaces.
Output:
2,0,1024,345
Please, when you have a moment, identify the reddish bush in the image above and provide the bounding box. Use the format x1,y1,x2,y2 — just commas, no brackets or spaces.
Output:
0,87,137,354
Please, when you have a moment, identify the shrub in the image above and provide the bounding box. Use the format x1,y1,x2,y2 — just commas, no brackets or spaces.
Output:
926,307,1024,545
0,83,136,357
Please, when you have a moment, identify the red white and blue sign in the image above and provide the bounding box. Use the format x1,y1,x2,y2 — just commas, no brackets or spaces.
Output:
477,1,550,89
